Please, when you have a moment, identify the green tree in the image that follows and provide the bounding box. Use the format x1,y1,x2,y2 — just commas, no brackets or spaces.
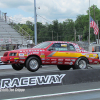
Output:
20,24,33,36
75,15,89,41
62,19,75,41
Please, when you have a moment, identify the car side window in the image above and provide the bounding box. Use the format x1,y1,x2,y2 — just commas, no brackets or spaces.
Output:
68,44,75,51
50,43,68,51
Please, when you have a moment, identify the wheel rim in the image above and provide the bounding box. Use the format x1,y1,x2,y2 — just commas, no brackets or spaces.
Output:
29,59,38,70
78,60,87,69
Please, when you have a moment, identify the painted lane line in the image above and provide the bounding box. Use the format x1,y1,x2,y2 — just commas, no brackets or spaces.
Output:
3,88,100,100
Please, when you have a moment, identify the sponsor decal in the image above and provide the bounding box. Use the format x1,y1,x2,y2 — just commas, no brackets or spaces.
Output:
28,52,30,55
41,58,45,60
93,54,97,57
64,62,73,65
61,44,67,47
14,58,19,60
19,60,24,63
51,59,57,61
45,62,50,64
19,57,25,59
89,60,92,62
19,53,24,56
71,59,75,61
58,59,63,61
94,61,98,63
70,62,73,65
89,54,93,57
58,62,63,64
40,55,45,58
90,57,95,59
29,50,31,52
46,59,50,61
42,61,45,63
33,52,39,54
20,51,22,52
82,53,86,55
77,50,81,52
65,59,70,61
24,54,28,56
0,74,66,88
51,61,57,64
64,62,70,64
84,50,87,52
75,45,79,49
14,60,18,62
86,54,89,57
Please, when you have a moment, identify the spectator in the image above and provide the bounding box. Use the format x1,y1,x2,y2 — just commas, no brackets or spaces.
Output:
13,45,16,50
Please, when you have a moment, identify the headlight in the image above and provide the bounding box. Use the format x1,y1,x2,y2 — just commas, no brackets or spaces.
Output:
9,53,18,56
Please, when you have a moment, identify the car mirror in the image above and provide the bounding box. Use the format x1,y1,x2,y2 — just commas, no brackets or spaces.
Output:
48,47,54,51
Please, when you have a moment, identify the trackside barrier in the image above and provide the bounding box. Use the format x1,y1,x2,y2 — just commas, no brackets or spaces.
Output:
0,69,100,89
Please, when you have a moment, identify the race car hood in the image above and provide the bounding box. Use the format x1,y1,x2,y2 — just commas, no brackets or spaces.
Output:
9,48,45,53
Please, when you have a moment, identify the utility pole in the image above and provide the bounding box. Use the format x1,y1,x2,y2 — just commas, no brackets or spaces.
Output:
57,33,58,41
93,4,95,21
0,10,1,18
97,20,99,44
89,0,90,45
4,13,7,22
34,0,37,45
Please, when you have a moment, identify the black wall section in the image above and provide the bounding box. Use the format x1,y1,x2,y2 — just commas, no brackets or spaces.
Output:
0,69,100,89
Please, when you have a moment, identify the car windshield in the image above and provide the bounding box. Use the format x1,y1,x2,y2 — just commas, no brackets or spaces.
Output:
33,42,51,48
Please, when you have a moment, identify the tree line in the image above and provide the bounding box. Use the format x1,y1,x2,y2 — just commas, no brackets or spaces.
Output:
17,5,100,43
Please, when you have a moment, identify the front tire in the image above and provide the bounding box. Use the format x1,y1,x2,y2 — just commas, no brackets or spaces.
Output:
57,65,71,70
12,64,24,71
73,57,88,69
26,57,40,72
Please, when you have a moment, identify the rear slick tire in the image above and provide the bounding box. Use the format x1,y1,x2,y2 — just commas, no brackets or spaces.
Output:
57,65,71,70
12,64,24,71
73,57,88,69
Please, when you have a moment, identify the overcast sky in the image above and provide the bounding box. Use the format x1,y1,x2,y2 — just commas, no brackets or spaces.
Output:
0,0,100,24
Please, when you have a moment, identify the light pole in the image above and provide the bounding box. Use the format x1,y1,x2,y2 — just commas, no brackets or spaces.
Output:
34,0,37,45
97,20,99,44
74,29,76,43
89,0,90,45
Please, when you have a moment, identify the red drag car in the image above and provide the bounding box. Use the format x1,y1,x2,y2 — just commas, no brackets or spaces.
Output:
1,41,100,72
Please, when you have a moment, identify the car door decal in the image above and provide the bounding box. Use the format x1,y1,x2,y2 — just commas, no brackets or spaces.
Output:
47,51,98,59
47,52,78,58
47,52,57,57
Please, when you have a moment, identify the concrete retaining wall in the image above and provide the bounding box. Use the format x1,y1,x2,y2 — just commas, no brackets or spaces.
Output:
0,69,100,89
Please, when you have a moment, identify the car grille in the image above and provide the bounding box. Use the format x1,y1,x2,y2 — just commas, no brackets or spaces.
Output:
3,52,8,56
